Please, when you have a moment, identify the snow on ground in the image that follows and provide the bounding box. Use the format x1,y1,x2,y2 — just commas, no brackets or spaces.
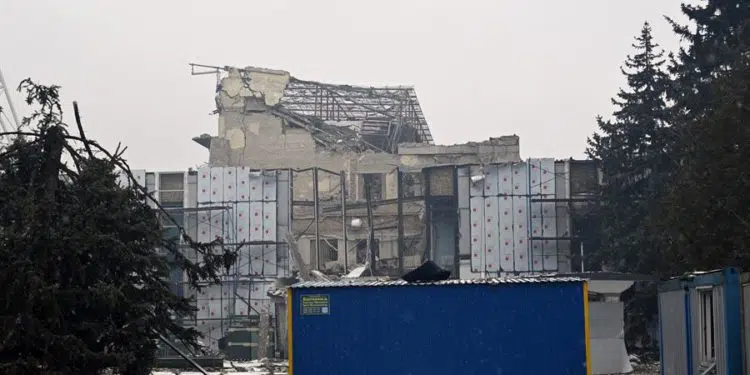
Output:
151,359,288,375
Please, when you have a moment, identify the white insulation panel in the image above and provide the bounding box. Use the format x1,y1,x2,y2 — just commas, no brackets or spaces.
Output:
262,171,277,201
237,166,250,201
197,211,211,243
249,246,264,275
197,166,211,203
483,164,499,197
540,158,555,197
469,196,485,272
223,167,237,202
498,195,514,272
262,201,276,240
469,166,484,197
498,163,512,196
236,202,250,243
209,210,223,242
512,196,530,272
210,167,223,203
132,169,146,189
249,172,263,202
249,202,263,241
484,197,500,272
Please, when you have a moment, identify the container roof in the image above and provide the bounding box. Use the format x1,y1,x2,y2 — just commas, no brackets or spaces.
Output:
290,277,583,289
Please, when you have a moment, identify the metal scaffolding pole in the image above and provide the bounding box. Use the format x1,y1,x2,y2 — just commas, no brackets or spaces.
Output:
313,167,320,270
340,171,348,273
397,169,405,276
365,181,376,276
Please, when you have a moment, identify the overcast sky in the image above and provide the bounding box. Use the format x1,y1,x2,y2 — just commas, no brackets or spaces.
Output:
1,1,693,170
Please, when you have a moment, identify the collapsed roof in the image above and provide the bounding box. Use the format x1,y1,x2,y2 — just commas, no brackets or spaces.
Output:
192,64,434,153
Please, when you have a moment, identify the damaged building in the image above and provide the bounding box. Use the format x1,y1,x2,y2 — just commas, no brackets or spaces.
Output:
190,64,528,277
136,64,600,360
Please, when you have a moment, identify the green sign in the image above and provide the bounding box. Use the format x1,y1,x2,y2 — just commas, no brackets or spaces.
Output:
301,294,330,316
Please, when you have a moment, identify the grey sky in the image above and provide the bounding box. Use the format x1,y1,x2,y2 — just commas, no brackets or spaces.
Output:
1,0,691,171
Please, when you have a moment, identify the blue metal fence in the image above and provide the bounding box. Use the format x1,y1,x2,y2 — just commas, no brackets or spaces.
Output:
657,267,742,375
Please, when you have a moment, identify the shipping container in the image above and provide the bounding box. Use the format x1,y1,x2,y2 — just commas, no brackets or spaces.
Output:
287,277,592,375
657,267,742,375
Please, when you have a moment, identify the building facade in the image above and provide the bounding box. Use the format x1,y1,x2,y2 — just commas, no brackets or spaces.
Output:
138,64,601,359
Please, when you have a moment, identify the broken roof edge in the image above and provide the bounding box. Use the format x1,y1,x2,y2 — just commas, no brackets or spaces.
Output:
398,135,520,151
198,63,417,93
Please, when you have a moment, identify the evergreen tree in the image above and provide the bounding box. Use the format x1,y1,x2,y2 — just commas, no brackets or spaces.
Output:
586,22,672,275
653,1,750,272
666,0,750,120
0,81,237,375
658,29,750,272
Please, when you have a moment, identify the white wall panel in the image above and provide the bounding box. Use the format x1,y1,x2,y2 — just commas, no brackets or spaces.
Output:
116,171,128,188
262,171,277,201
469,196,485,272
222,208,234,244
197,299,210,320
132,169,146,189
512,196,530,272
532,239,544,272
249,202,263,241
197,211,211,243
528,159,542,196
209,210,223,242
262,201,277,275
527,159,543,271
483,164,499,197
262,202,276,241
197,166,211,203
262,245,277,276
542,201,558,271
484,197,500,272
249,171,263,201
540,158,556,197
233,283,251,316
250,281,273,300
236,202,250,243
249,246,263,275
223,167,237,202
511,162,528,197
469,166,484,197
498,163,512,196
210,167,224,203
237,166,250,201
498,195,514,272
238,247,251,275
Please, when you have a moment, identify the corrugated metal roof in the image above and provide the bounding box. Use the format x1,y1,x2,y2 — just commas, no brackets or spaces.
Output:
290,276,582,289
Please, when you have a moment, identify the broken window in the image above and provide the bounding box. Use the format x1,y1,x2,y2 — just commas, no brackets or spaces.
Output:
402,172,423,197
362,173,383,200
355,239,380,264
698,288,715,365
315,239,339,263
